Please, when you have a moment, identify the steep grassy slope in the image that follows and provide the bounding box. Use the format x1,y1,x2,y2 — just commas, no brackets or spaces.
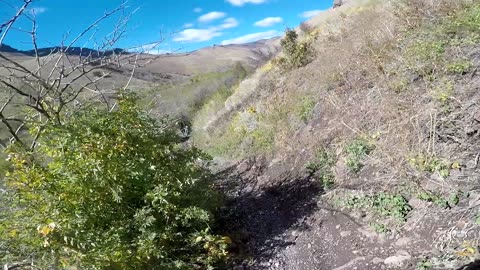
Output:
195,0,480,268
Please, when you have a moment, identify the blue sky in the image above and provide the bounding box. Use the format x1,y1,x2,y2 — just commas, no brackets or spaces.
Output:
1,0,334,53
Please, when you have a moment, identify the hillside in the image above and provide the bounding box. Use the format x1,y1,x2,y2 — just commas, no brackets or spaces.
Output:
187,0,480,269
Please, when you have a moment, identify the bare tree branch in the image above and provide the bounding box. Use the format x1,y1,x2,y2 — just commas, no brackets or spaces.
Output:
0,0,33,44
0,0,165,151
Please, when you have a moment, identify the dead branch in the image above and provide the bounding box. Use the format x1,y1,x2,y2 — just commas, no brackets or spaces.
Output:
0,0,165,151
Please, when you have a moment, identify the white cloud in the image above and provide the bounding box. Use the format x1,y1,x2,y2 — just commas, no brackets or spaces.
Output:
226,0,268,6
183,23,194,28
300,9,325,19
254,17,283,27
198,11,227,23
175,16,240,43
28,7,47,15
174,28,223,42
194,7,203,13
221,30,281,45
221,18,239,29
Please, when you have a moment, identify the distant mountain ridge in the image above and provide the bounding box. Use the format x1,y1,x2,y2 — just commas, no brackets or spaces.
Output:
0,37,281,58
0,44,124,57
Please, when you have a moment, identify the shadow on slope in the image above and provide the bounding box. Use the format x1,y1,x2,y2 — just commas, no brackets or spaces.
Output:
214,162,323,268
457,260,480,270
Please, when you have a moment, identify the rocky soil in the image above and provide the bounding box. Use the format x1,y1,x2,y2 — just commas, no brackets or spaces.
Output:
214,152,480,270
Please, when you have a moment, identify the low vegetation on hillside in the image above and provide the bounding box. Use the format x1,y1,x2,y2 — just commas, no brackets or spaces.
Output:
189,0,480,267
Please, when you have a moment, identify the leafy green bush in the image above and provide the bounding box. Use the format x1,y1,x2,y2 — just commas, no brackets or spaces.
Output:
344,192,412,221
0,94,228,269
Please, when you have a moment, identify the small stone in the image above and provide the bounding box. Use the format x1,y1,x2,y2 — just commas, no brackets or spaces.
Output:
384,251,411,267
336,225,341,229
474,110,480,122
469,191,480,207
308,243,312,249
465,126,478,136
395,237,411,247
333,0,344,8
372,257,384,264
340,231,351,237
409,198,426,209
358,226,377,238
466,160,477,169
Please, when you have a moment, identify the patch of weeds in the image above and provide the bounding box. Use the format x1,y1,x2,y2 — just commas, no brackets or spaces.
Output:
306,148,336,189
409,154,450,178
448,191,460,206
447,59,473,74
250,126,275,154
417,191,449,209
345,139,374,173
475,215,480,225
370,222,390,234
416,258,433,270
343,192,412,221
405,39,446,76
297,96,316,122
305,162,320,175
260,61,274,72
399,4,480,78
432,79,454,106
389,77,409,93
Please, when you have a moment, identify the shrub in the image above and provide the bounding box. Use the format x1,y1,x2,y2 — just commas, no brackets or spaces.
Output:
345,139,373,173
0,93,228,269
280,28,315,68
